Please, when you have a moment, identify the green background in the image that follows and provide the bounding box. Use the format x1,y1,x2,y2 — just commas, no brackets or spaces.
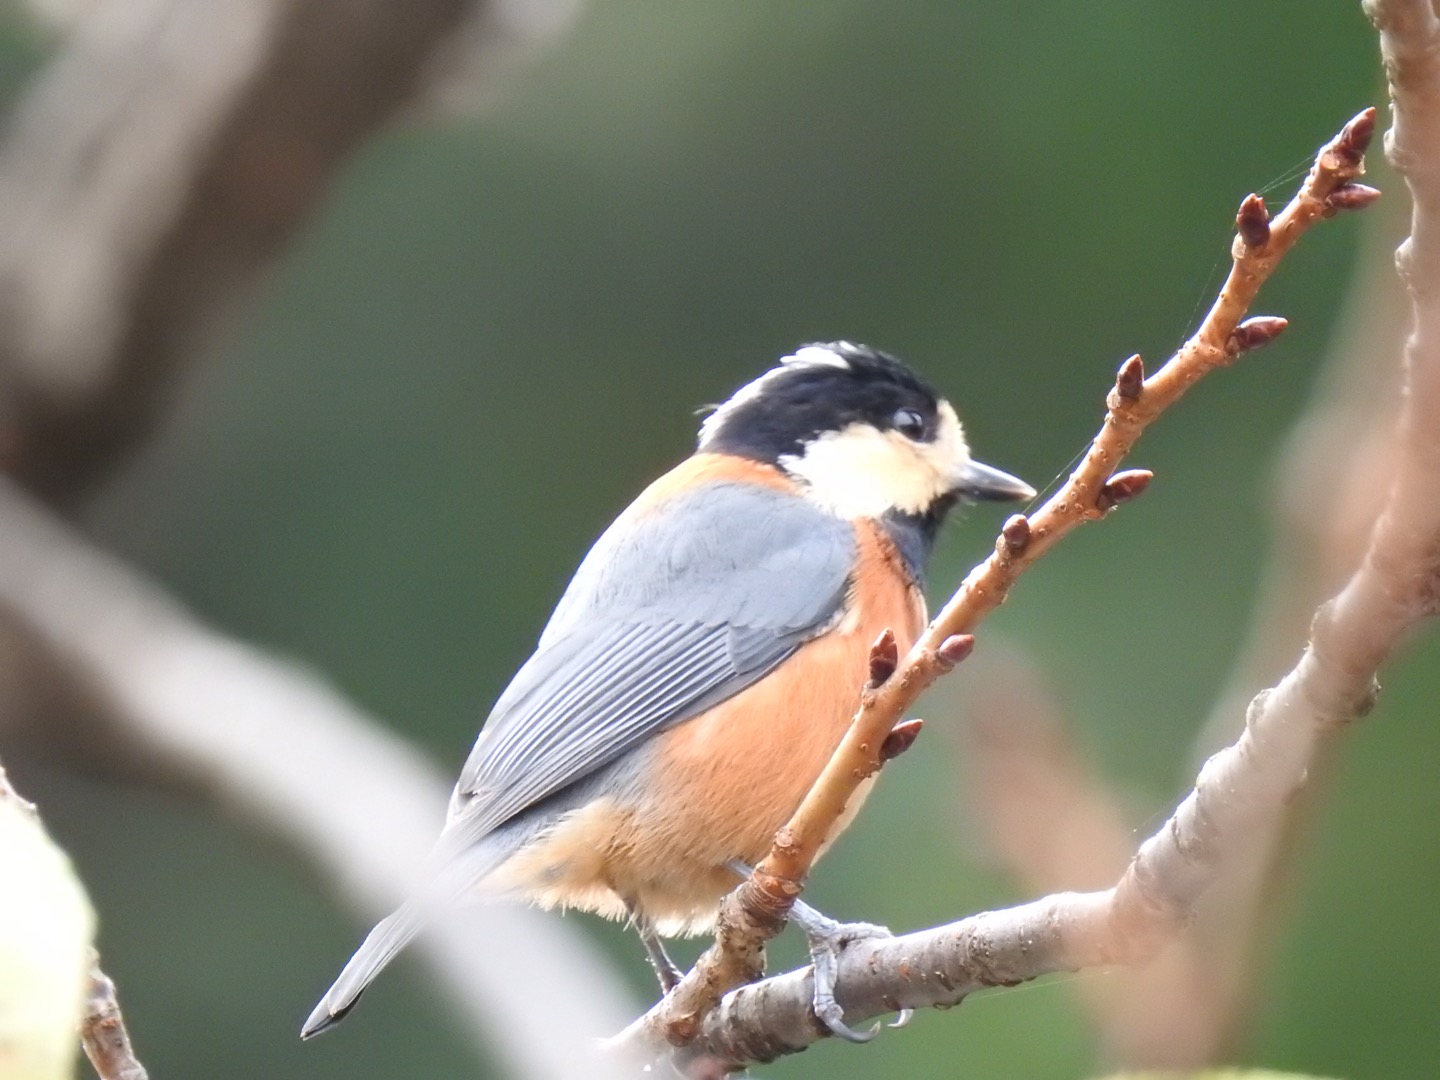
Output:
12,2,1434,1078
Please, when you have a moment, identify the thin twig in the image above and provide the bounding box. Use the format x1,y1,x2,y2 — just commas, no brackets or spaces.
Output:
622,108,1377,1057
80,958,149,1080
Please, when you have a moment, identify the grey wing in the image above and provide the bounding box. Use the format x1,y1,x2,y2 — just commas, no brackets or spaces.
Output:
443,480,855,841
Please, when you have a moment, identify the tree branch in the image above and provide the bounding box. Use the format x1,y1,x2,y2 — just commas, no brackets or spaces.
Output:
80,961,149,1080
616,109,1379,1064
0,478,639,1080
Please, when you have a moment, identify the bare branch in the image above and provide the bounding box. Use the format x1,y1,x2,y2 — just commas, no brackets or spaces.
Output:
80,960,149,1080
0,478,638,1079
616,109,1377,1061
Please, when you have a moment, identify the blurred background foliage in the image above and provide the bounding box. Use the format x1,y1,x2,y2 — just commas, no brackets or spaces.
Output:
4,1,1432,1077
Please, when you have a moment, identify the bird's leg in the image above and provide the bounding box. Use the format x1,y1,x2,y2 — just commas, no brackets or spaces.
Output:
788,898,914,1042
726,861,911,1042
626,902,683,994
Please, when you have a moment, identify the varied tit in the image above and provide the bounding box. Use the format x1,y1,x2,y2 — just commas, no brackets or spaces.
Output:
302,341,1033,1042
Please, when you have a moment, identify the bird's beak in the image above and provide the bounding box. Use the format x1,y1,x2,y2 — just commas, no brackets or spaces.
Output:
952,458,1036,502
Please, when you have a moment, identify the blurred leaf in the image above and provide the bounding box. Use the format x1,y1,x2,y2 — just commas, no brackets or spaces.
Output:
0,780,93,1080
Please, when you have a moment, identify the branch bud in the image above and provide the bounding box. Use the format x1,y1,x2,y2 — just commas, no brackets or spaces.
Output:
1000,514,1032,554
1235,193,1270,248
1334,107,1376,166
1230,316,1288,353
879,718,924,762
1114,354,1145,401
1097,469,1153,511
934,634,976,672
1325,183,1382,212
866,629,899,689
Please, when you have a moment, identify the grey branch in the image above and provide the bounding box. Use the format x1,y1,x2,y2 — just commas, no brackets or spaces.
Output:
0,0,573,501
0,477,639,1079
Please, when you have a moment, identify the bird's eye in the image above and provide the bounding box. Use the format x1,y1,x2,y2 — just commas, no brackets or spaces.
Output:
892,407,927,440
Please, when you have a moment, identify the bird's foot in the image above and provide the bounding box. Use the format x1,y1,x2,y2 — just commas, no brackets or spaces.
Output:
789,899,912,1042
723,861,910,1039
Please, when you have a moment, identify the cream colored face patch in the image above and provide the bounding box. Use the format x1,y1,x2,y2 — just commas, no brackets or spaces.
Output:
778,400,969,518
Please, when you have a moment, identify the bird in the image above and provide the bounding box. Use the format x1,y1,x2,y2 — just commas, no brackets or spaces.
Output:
302,341,1033,1042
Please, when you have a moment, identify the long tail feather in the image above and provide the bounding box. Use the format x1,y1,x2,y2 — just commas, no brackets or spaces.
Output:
301,903,422,1039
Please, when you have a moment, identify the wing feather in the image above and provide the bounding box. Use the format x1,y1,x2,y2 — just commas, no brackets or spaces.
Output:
444,479,854,842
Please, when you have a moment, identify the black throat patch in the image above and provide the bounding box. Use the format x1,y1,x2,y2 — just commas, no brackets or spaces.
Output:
880,497,957,587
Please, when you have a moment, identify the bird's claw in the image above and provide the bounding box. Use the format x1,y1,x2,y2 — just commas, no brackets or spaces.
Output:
723,863,909,1041
795,904,900,1043
807,926,882,1042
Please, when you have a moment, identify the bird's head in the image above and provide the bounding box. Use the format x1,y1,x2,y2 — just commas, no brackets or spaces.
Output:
698,342,1034,522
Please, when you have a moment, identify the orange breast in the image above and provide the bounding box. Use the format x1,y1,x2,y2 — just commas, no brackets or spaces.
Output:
488,515,926,935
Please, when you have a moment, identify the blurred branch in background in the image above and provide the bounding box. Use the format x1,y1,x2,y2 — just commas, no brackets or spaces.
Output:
0,475,639,1078
956,651,1227,1068
1154,1,1440,1065
1161,177,1415,1067
0,0,578,503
